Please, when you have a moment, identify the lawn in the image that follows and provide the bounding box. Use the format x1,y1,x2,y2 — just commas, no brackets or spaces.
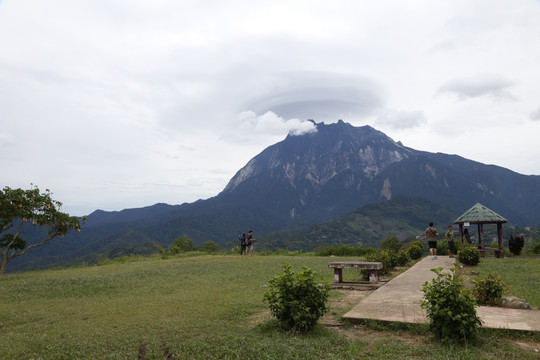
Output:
0,254,539,359
459,256,540,308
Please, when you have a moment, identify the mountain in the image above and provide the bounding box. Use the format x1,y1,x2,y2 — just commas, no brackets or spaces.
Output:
8,120,540,272
256,196,460,251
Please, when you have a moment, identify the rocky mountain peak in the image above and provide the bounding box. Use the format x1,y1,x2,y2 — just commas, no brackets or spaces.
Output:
223,121,413,193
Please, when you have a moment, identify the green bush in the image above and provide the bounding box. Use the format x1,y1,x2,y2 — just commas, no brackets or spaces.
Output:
529,239,540,254
508,235,524,256
365,249,397,275
264,263,330,332
472,273,507,306
458,245,481,266
421,267,482,343
407,244,423,260
409,240,424,251
436,240,448,255
396,249,409,266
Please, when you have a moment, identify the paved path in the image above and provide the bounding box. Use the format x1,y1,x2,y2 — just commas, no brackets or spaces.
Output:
343,256,540,332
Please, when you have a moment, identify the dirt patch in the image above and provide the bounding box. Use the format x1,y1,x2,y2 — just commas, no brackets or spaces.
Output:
512,340,540,353
320,290,426,347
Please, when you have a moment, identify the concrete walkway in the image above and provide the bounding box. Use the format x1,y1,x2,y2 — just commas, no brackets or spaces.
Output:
343,256,540,332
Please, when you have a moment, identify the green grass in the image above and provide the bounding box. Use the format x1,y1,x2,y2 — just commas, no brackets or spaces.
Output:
459,256,540,308
1,255,539,359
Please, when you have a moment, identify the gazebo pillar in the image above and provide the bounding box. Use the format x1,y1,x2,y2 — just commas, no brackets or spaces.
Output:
458,223,464,244
497,223,504,258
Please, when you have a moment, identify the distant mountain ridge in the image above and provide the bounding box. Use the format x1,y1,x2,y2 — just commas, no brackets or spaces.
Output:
9,120,540,272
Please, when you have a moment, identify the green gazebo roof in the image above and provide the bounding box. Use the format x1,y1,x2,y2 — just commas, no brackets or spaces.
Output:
454,202,508,224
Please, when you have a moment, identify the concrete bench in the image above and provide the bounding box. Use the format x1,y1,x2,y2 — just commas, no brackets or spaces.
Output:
328,261,383,283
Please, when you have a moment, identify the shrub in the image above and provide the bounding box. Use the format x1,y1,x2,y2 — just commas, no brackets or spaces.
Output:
264,263,330,332
409,240,424,252
396,249,409,266
508,235,525,256
407,244,423,260
436,240,448,255
365,249,397,275
532,240,540,254
421,267,482,343
458,245,480,266
472,273,508,306
380,236,402,252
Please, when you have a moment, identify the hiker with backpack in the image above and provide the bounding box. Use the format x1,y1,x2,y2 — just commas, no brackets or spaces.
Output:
238,233,247,255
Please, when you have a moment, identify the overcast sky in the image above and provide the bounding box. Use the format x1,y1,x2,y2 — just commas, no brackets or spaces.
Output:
1,0,540,216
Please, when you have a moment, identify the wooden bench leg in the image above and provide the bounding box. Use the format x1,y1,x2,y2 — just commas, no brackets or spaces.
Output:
333,268,343,283
369,269,379,283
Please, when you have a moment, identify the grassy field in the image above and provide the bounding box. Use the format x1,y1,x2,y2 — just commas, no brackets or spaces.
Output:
459,256,540,308
1,254,539,359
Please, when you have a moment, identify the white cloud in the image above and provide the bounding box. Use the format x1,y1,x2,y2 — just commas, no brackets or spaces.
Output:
436,74,517,101
235,111,317,138
374,109,427,130
1,0,540,215
530,107,540,121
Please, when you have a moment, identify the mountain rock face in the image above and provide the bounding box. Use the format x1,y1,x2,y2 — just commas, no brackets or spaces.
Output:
8,120,540,272
218,120,540,230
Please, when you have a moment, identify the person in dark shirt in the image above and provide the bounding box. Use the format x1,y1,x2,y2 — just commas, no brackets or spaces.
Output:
425,222,439,260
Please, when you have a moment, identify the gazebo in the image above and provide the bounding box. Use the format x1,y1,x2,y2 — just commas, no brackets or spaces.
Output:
454,203,508,258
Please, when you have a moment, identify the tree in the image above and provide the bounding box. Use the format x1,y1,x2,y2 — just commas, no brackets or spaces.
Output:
0,185,84,275
380,235,402,252
169,235,196,254
200,240,219,253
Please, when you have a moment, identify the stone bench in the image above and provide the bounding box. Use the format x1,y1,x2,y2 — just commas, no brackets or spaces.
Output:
328,261,383,283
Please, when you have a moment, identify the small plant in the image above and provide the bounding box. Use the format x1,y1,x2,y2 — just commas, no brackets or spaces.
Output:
421,267,482,343
472,273,508,306
264,263,330,332
508,235,524,256
458,244,481,266
407,244,423,260
396,249,409,266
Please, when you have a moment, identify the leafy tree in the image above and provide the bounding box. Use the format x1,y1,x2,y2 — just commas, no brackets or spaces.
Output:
0,185,84,275
170,235,196,254
200,240,219,253
380,235,402,252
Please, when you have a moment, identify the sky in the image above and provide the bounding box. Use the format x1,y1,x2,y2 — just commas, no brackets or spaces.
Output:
1,0,540,216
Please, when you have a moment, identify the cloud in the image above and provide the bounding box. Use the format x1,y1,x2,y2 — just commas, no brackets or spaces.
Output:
374,109,427,130
236,111,317,138
437,74,517,101
244,72,384,122
530,107,540,121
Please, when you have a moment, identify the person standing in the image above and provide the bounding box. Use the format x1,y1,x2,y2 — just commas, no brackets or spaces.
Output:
463,228,471,244
445,225,455,258
246,230,255,256
425,222,439,260
238,233,247,255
